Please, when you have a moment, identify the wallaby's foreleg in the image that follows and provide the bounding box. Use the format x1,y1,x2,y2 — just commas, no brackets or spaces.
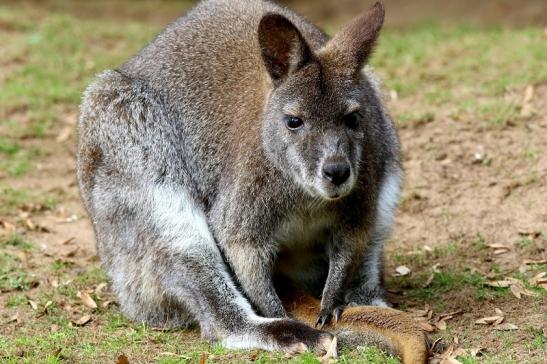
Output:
316,238,355,328
222,242,287,318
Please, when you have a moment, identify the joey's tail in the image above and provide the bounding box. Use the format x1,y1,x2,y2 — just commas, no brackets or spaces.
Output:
282,292,428,364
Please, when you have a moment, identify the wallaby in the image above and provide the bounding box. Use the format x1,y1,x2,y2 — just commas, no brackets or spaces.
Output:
77,0,427,362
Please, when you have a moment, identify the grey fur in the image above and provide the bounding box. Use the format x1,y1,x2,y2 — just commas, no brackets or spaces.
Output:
77,0,402,352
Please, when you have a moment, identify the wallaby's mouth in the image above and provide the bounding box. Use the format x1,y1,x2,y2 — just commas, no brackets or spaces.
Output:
315,177,355,201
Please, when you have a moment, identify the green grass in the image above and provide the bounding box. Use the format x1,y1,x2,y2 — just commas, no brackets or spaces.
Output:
0,251,37,292
0,185,57,215
373,23,547,125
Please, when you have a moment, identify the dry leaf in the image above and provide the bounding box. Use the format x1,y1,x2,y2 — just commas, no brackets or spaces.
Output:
510,281,539,299
487,243,510,250
0,220,16,232
95,282,108,297
28,299,38,310
423,273,434,288
394,265,411,276
495,323,518,331
438,310,462,320
529,272,547,286
52,348,62,357
523,259,547,265
56,126,73,142
435,320,447,331
485,280,511,288
77,291,98,309
117,354,129,364
101,300,112,308
72,314,92,326
50,324,60,333
520,85,535,117
494,308,504,316
487,244,510,255
6,313,20,324
418,320,435,332
44,300,53,314
24,219,35,230
475,316,504,325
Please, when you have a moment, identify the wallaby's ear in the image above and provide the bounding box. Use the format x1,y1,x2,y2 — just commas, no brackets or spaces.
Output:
321,1,385,73
258,14,312,83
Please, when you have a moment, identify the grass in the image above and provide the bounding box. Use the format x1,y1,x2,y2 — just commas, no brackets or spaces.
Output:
373,23,547,125
1,1,546,363
0,185,57,216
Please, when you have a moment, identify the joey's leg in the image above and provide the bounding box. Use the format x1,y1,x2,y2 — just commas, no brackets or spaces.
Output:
223,243,287,318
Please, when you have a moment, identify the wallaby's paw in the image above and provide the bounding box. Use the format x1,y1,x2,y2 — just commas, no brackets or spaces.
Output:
259,319,337,356
315,305,345,329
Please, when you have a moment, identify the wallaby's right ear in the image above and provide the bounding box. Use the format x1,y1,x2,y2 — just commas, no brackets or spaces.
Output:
258,14,312,84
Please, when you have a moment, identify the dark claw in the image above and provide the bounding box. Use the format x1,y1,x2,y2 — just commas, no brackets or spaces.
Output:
333,306,344,323
315,313,330,330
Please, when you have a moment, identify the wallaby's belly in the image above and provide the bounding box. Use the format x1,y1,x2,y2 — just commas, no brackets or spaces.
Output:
273,213,332,295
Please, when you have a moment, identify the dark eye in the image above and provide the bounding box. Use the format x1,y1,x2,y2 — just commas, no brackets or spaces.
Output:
344,111,362,130
284,116,304,130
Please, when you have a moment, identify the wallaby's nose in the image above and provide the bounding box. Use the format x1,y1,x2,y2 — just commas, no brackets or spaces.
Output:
322,161,351,186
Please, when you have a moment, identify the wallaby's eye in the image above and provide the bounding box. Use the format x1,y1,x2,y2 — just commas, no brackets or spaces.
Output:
284,116,304,130
344,111,362,130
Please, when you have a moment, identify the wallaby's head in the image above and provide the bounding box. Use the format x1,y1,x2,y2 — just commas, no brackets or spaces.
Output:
259,2,385,200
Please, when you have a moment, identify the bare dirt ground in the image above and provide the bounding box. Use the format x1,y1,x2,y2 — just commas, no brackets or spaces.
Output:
1,1,545,363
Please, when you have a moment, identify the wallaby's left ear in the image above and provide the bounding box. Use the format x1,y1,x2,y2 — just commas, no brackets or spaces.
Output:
320,1,385,73
258,13,313,84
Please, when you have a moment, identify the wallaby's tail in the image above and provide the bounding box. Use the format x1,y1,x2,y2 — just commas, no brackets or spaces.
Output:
282,291,428,364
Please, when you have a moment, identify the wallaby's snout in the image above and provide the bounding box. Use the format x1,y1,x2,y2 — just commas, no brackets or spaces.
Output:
322,159,351,187
318,151,356,199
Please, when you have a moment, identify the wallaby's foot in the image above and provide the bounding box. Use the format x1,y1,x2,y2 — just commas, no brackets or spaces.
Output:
225,318,336,356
